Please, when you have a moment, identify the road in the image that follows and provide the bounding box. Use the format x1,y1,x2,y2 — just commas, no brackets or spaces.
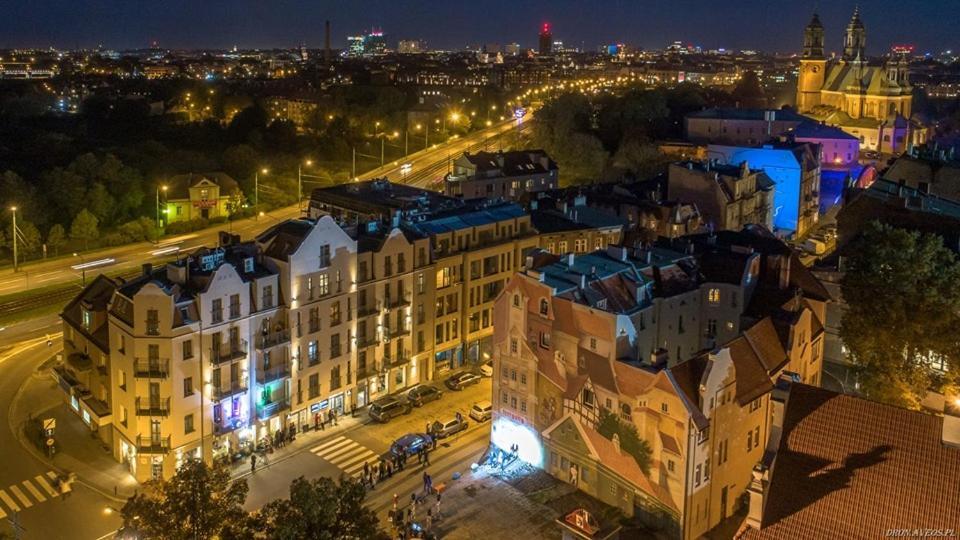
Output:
242,378,492,513
0,114,532,300
0,324,121,539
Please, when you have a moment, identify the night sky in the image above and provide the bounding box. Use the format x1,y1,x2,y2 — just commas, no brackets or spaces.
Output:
2,1,955,55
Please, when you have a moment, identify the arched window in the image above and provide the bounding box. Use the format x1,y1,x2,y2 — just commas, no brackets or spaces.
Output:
513,295,521,307
539,299,549,316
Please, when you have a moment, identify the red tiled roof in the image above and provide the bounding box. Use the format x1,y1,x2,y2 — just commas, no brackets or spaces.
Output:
737,384,960,540
580,347,618,394
727,336,777,406
742,317,789,374
612,361,658,397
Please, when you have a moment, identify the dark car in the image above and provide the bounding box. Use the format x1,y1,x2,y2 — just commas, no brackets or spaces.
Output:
389,433,434,458
444,371,481,390
368,396,412,423
407,384,443,407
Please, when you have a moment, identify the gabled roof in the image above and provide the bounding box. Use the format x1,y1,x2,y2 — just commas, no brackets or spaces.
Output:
737,384,960,540
60,274,118,353
165,172,239,200
727,334,778,406
257,218,315,261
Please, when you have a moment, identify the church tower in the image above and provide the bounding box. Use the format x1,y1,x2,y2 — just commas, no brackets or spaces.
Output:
796,12,826,113
843,7,866,61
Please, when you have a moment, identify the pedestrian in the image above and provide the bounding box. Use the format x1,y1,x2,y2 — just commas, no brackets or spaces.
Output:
417,447,423,464
363,461,370,478
434,491,441,518
426,509,433,532
393,493,399,512
332,409,338,426
424,448,431,466
388,461,394,477
250,453,257,474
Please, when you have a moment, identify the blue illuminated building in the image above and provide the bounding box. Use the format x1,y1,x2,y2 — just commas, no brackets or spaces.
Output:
708,139,823,237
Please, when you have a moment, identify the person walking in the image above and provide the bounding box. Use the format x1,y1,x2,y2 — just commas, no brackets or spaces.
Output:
434,491,442,519
422,471,429,494
424,447,431,466
250,453,257,474
363,461,370,478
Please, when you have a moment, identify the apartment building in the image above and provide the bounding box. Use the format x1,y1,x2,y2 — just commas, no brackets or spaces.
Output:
444,150,559,200
102,237,280,482
491,227,828,538
666,161,774,233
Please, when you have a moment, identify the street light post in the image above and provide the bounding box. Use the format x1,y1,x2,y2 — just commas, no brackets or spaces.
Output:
254,168,268,213
155,185,167,240
73,252,86,286
10,206,18,273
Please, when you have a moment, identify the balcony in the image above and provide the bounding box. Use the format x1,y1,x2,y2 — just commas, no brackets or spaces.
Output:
212,379,248,401
384,350,412,368
356,335,378,349
256,361,292,384
136,435,171,454
211,340,248,365
256,399,290,420
255,329,291,350
133,358,170,379
213,417,246,436
357,303,380,318
135,397,171,416
385,296,411,309
357,363,380,379
384,327,411,340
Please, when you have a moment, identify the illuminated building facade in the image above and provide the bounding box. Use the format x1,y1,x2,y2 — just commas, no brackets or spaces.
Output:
444,150,559,200
162,172,241,223
66,239,282,482
795,9,927,153
666,161,774,234
492,229,828,538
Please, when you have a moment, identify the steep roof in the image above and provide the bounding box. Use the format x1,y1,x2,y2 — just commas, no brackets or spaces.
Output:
60,274,118,353
737,384,960,540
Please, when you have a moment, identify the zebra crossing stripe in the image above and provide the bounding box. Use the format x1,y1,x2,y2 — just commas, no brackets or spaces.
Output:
335,449,375,470
322,442,363,462
35,475,59,498
0,504,6,520
0,489,20,513
343,455,380,476
310,436,347,454
8,485,32,508
46,471,58,480
312,439,354,458
22,480,46,503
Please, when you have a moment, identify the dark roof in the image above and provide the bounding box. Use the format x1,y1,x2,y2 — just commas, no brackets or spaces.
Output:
787,121,859,141
669,354,709,410
310,179,459,218
60,274,117,353
460,149,557,176
737,384,960,540
165,172,239,200
257,219,315,261
687,108,810,122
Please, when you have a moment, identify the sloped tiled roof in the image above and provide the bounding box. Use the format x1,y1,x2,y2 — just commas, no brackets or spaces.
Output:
727,334,777,406
737,384,960,540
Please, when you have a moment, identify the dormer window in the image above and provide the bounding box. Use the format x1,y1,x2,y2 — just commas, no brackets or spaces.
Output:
539,299,549,316
513,295,521,308
708,288,720,304
81,309,92,329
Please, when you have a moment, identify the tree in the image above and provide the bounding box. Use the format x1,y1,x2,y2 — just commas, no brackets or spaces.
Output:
731,70,767,109
596,408,653,475
120,460,253,540
69,209,100,251
46,224,66,256
612,138,672,180
257,476,388,540
840,221,960,408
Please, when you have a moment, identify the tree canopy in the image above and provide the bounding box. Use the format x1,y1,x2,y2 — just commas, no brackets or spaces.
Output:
840,221,960,408
597,407,652,475
257,476,388,540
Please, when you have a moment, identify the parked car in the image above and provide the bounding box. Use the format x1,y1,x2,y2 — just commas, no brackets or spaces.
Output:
479,360,494,377
445,371,481,390
407,384,443,407
369,396,412,423
469,400,493,422
429,416,469,439
389,433,434,458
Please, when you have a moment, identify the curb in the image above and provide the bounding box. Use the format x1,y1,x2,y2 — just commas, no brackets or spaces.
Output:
9,363,126,504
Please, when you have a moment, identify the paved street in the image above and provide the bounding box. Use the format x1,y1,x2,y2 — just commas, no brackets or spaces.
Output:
0,114,530,299
0,332,121,539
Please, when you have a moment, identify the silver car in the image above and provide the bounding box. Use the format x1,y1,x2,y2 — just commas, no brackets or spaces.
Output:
429,417,468,439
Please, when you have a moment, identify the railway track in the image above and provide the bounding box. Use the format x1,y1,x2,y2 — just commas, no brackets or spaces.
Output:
0,270,141,319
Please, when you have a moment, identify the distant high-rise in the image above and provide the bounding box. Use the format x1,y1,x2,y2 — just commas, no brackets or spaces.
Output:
538,23,552,55
324,20,331,63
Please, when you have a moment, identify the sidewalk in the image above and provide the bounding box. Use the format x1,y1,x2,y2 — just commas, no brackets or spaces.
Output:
11,358,372,500
11,361,135,502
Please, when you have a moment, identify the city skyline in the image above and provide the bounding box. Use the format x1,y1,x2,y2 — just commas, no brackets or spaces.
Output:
3,0,958,54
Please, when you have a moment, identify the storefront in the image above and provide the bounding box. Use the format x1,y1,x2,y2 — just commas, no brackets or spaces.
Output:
434,344,463,375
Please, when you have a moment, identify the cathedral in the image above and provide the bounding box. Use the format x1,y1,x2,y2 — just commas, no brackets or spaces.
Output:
795,8,928,154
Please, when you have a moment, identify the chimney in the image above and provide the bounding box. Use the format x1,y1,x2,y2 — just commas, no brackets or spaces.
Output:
744,464,769,530
566,253,575,268
740,160,750,178
580,274,586,289
324,20,331,63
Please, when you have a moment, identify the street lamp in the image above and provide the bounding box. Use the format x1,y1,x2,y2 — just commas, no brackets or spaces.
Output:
73,252,86,286
255,168,268,211
9,206,18,272
155,185,167,239
297,159,313,206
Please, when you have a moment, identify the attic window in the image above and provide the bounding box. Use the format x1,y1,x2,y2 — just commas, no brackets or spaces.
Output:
244,257,254,273
539,299,549,316
81,309,92,329
513,295,521,308
596,299,607,310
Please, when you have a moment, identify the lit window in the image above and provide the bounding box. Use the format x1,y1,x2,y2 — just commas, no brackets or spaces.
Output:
708,288,720,303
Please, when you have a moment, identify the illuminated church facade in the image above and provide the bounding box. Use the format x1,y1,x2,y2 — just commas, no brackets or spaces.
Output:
795,8,928,154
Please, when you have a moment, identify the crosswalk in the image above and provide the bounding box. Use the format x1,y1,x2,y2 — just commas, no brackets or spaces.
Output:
309,436,381,479
0,471,61,519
